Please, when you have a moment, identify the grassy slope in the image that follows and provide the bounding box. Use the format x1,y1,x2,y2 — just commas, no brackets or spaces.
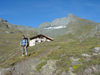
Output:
1,33,100,74
0,22,36,65
36,35,100,73
66,18,99,37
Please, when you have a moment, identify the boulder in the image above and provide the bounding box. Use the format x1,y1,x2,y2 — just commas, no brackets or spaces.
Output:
40,60,57,75
69,57,82,65
93,47,100,53
81,53,92,58
0,68,12,75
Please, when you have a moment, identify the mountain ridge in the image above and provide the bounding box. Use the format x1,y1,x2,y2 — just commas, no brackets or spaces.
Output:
37,13,100,37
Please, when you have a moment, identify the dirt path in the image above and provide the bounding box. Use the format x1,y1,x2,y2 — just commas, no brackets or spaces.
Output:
11,46,60,75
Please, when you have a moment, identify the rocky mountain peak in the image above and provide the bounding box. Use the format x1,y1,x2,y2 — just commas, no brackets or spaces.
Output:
68,13,75,17
67,13,78,19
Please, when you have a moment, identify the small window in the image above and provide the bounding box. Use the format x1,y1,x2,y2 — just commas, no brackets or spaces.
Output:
35,40,38,42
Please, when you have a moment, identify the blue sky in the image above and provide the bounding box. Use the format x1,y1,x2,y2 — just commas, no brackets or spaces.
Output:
0,0,100,28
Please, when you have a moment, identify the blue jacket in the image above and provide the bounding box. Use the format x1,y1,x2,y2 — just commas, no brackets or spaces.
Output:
21,39,27,46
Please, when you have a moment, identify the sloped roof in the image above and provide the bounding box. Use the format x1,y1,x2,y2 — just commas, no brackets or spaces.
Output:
30,34,53,41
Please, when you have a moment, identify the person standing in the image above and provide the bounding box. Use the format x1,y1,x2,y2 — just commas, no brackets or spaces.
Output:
20,35,28,56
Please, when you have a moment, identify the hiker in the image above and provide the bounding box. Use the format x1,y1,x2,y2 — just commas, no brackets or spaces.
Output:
20,35,28,56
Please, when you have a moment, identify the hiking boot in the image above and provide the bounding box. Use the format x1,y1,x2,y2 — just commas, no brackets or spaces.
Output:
22,54,24,56
25,53,28,56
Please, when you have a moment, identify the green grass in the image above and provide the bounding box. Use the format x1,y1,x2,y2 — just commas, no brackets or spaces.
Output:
36,61,47,72
72,64,81,71
0,27,36,67
0,30,100,74
0,41,58,68
35,36,100,72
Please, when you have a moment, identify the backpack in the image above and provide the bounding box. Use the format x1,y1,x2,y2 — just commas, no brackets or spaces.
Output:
25,38,29,48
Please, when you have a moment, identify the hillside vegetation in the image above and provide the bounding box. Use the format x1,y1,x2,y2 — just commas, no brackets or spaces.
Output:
0,19,37,65
0,34,100,75
0,14,100,75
